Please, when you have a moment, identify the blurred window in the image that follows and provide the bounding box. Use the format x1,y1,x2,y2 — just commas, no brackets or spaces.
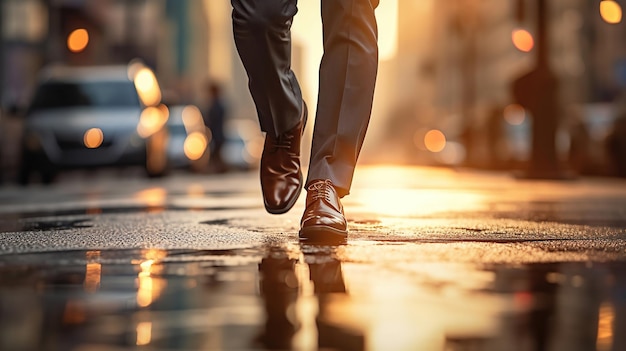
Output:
29,81,140,111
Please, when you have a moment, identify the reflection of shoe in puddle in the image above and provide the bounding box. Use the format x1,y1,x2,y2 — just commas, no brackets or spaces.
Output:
255,255,298,349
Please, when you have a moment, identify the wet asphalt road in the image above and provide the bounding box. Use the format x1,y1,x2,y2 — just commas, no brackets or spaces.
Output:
0,165,625,351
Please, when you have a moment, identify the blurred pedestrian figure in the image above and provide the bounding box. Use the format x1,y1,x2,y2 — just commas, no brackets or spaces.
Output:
607,115,626,177
567,108,591,175
203,82,228,173
232,0,379,243
486,105,506,169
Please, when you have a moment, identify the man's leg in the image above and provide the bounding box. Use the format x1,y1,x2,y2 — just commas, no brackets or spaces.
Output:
232,0,307,214
231,0,303,138
300,0,378,243
306,0,379,198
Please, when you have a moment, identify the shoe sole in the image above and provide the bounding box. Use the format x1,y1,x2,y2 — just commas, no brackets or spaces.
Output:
299,225,348,245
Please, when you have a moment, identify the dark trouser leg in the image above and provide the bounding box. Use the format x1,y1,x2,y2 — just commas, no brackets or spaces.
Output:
231,0,303,138
306,0,379,197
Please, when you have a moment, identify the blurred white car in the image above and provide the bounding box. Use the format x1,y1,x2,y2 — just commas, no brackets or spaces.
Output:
19,62,169,183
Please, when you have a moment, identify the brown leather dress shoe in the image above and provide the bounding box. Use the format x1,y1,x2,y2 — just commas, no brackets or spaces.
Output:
260,102,307,214
299,179,348,243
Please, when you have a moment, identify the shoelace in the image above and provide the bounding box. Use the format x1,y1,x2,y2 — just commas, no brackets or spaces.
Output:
308,180,333,201
270,134,293,152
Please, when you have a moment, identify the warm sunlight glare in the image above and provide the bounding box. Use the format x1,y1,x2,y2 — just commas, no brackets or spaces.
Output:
377,0,398,61
83,128,103,149
424,129,446,153
512,28,534,52
67,28,89,53
600,0,623,24
352,166,489,217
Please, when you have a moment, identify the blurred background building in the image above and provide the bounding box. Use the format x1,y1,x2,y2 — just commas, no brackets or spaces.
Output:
1,0,626,182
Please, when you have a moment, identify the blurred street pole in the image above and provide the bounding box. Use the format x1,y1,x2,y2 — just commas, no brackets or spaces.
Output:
0,0,4,110
461,0,478,166
125,0,140,61
44,0,62,64
512,0,564,178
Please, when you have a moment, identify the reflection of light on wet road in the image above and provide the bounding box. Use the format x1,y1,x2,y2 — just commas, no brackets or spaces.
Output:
292,255,318,350
136,249,167,308
136,321,153,346
84,250,101,293
596,302,615,351
1,246,624,350
186,184,205,198
354,188,487,217
134,187,167,207
351,166,488,217
322,262,505,350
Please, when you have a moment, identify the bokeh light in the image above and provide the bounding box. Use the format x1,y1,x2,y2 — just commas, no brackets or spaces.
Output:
133,68,162,107
438,141,466,165
137,106,168,138
67,28,89,53
184,132,208,161
181,105,204,133
512,29,534,52
600,0,622,24
83,128,103,148
424,129,447,153
504,104,527,126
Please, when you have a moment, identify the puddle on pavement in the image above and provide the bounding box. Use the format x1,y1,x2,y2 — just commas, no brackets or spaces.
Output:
0,246,624,351
0,217,94,233
0,205,260,233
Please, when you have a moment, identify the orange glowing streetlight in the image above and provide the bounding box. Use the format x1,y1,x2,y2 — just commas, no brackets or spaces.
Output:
600,0,622,24
67,28,89,53
424,129,447,153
